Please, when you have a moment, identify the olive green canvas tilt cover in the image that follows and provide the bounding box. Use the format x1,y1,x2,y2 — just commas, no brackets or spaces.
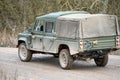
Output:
56,14,118,38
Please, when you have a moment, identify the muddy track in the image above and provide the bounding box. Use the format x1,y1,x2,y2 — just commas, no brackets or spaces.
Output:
0,47,120,80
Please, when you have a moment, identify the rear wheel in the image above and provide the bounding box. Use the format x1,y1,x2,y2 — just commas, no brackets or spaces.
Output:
59,49,73,69
94,54,108,67
18,43,32,62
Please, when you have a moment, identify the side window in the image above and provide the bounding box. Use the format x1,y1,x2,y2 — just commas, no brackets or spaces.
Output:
57,20,79,38
45,22,54,33
36,20,44,32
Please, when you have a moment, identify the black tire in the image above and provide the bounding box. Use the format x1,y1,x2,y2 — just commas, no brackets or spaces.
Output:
18,43,32,62
94,54,108,67
59,49,73,69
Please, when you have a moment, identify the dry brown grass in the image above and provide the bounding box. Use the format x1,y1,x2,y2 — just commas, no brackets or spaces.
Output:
0,0,120,47
0,30,17,47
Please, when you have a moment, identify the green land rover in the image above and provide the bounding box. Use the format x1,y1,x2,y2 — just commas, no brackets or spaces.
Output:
17,11,120,69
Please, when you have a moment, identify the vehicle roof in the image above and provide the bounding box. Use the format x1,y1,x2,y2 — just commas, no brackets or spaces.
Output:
36,11,89,20
58,14,114,20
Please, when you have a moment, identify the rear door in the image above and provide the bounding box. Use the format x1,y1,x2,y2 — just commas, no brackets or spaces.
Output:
43,21,56,52
83,36,116,50
81,15,118,50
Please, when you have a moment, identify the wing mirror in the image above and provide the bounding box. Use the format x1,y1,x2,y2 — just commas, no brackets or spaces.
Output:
27,26,33,34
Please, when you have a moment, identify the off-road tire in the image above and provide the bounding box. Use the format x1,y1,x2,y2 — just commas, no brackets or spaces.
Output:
18,43,32,62
59,49,73,69
94,54,108,67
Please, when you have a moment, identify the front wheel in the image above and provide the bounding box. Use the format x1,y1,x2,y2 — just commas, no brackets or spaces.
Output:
59,49,73,69
94,54,108,67
18,43,32,62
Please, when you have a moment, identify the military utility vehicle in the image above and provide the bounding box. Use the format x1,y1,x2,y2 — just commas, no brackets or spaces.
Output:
17,11,120,69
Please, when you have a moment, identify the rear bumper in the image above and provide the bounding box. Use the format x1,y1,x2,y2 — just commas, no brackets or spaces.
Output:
79,47,119,53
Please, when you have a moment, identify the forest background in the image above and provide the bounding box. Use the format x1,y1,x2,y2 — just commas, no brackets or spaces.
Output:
0,0,120,47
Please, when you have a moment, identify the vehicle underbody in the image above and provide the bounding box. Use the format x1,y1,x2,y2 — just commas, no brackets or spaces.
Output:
73,49,117,61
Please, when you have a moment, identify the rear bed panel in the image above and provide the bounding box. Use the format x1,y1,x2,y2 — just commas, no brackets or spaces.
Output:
83,36,116,51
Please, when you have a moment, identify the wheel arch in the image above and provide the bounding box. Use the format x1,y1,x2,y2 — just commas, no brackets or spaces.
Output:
58,44,70,54
17,38,28,47
17,40,25,47
57,43,79,55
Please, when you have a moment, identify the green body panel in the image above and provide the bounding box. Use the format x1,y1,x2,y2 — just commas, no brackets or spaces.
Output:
83,36,116,51
18,33,32,48
54,38,79,54
18,32,118,55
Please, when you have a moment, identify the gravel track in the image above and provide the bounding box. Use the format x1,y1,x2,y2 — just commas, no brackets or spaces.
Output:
0,47,120,80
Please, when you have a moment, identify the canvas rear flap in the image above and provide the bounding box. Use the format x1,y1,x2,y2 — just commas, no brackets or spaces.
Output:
81,15,117,38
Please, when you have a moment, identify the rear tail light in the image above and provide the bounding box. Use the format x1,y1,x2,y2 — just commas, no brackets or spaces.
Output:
116,36,120,47
80,40,83,49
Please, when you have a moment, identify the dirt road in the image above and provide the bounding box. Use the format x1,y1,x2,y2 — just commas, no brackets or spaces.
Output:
0,47,120,80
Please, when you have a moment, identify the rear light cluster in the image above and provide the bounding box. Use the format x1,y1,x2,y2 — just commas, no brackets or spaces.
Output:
116,36,120,47
80,40,83,49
